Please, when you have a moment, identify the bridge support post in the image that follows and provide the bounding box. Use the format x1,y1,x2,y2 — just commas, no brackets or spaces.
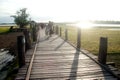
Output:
57,26,60,35
60,27,62,37
53,26,55,33
65,28,68,41
77,27,81,51
56,25,58,34
17,36,25,68
24,30,32,50
98,37,108,64
32,24,37,42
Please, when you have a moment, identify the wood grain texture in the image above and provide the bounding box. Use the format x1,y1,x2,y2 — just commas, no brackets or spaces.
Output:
15,29,118,80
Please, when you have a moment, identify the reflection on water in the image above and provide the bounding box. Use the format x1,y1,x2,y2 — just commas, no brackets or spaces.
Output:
75,21,94,29
67,21,120,30
0,24,16,27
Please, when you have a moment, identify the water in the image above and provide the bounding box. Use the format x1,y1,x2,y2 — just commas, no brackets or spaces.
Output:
0,24,16,27
67,23,120,30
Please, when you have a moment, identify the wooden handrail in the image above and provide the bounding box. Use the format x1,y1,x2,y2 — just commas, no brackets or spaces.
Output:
57,26,120,79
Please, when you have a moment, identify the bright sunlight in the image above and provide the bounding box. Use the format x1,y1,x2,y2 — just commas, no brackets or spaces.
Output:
76,21,94,29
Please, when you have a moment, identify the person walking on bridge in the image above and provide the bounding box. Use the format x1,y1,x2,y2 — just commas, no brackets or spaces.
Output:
45,21,53,36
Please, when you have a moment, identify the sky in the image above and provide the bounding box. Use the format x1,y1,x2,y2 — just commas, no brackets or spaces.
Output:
0,0,120,23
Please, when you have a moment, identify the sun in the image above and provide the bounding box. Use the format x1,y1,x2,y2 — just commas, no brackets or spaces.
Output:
76,21,93,29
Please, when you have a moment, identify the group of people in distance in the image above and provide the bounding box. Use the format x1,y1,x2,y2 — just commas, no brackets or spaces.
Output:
40,21,54,36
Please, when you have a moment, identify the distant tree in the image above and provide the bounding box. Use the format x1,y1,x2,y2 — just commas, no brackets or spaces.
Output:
11,8,29,28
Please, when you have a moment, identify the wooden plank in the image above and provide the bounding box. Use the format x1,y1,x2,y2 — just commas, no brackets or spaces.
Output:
15,29,117,80
29,72,112,79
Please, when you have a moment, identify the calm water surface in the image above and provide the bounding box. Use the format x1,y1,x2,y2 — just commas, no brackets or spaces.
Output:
67,23,120,30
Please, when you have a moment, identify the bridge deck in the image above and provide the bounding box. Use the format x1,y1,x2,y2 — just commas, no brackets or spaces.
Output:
15,29,117,80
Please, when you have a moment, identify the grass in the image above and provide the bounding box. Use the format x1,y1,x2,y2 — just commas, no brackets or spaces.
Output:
0,26,10,34
57,23,120,69
0,25,31,34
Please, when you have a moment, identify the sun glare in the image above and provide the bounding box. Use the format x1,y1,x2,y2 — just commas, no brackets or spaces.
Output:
76,21,93,29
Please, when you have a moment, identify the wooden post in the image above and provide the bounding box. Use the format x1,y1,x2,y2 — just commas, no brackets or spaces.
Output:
60,27,62,36
32,24,37,42
98,37,108,64
53,26,55,33
33,27,37,42
77,27,81,51
30,23,33,42
55,26,56,34
56,26,59,34
65,28,68,41
17,36,25,68
55,26,57,34
57,27,59,35
24,30,32,50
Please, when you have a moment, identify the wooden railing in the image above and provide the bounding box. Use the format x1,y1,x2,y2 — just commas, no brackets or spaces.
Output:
16,22,39,67
53,25,120,79
25,29,40,80
53,25,108,64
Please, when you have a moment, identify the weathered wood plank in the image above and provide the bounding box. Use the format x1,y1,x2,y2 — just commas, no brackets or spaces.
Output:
15,29,117,80
29,72,112,79
29,34,116,79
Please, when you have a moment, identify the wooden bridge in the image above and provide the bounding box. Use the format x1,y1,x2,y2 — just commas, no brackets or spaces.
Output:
15,28,119,80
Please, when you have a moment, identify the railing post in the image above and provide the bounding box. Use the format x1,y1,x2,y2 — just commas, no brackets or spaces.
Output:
57,26,59,34
17,36,25,68
55,26,58,34
98,37,108,64
55,26,56,34
60,27,62,37
32,24,37,42
65,28,68,41
53,26,55,33
24,30,32,50
57,27,59,35
77,27,81,51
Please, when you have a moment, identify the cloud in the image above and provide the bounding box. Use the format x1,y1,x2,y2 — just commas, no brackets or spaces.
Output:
0,16,14,23
0,0,120,23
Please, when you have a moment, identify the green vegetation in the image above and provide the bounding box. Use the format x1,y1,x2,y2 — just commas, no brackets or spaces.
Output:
11,8,29,28
0,24,31,34
0,27,10,34
0,26,18,34
58,23,120,69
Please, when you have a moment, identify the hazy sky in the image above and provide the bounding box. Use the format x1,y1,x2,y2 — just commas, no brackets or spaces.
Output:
0,0,120,23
